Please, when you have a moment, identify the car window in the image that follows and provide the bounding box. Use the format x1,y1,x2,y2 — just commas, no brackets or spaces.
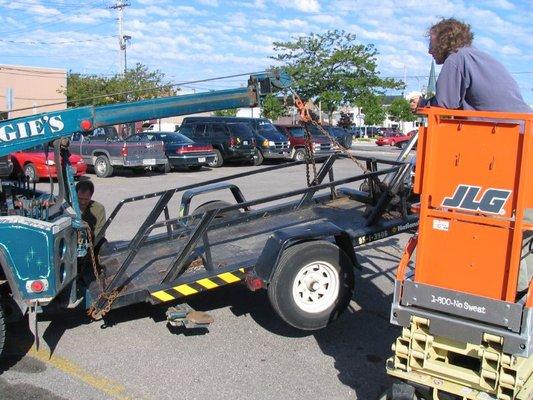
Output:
72,132,82,141
159,133,193,143
194,123,209,138
177,125,194,137
211,123,228,137
288,127,306,137
125,134,149,142
227,123,254,138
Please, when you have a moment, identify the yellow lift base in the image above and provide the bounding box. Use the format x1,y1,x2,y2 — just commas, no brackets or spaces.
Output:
386,317,533,400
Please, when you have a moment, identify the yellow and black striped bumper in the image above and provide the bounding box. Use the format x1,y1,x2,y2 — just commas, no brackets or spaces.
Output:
151,268,247,303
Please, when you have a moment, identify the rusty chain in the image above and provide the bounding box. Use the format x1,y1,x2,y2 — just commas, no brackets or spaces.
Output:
290,89,370,174
82,226,122,320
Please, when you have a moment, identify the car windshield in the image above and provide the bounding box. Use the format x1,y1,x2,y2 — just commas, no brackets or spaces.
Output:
227,123,254,138
176,125,194,136
26,144,46,152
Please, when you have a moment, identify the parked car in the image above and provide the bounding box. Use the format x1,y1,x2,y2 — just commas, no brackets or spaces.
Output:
70,126,168,178
130,132,215,171
307,125,353,149
10,145,87,182
393,129,418,149
181,117,290,163
177,121,258,167
375,130,404,146
274,124,335,162
0,156,13,178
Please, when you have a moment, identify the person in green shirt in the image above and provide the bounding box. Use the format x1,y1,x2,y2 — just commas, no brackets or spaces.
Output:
76,180,106,241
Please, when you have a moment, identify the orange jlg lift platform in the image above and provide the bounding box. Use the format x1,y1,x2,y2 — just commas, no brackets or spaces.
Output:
386,108,533,400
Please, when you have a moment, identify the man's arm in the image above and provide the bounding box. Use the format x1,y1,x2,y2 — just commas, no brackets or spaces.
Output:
91,202,107,239
420,59,466,109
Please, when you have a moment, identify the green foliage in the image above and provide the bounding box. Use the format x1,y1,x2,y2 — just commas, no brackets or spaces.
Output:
61,63,176,107
261,94,286,121
337,112,353,129
388,97,416,123
360,94,386,126
271,29,404,121
213,109,238,117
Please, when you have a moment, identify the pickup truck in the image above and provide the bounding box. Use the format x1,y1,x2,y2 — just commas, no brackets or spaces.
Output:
70,126,168,177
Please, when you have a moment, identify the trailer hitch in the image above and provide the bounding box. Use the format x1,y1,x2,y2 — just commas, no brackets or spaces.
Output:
166,304,214,329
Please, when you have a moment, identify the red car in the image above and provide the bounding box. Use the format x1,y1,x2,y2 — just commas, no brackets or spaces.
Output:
392,129,418,149
11,145,87,182
274,124,335,161
375,130,416,148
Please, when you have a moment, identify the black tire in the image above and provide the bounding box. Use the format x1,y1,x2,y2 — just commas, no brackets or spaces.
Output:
379,382,422,400
343,135,353,149
268,240,354,331
192,200,242,220
188,165,203,171
0,302,5,358
156,163,171,173
252,150,264,166
400,141,408,150
207,149,223,168
94,155,113,178
23,163,39,183
294,148,307,162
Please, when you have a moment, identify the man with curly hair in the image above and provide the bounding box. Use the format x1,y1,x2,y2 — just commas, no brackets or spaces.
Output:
410,18,531,112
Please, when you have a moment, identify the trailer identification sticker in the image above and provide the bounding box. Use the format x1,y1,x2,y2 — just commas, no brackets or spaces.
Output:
432,219,449,231
430,295,486,315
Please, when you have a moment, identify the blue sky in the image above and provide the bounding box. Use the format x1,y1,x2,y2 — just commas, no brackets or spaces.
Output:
0,0,532,104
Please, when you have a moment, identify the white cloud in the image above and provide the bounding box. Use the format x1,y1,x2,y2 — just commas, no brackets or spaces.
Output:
274,0,320,13
197,0,219,6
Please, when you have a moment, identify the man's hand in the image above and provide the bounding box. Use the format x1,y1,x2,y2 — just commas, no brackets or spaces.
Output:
409,95,421,113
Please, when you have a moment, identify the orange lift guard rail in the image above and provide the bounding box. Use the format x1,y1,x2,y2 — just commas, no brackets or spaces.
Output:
407,107,532,303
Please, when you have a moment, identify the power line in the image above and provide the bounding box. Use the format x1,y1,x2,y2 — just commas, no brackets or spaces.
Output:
0,35,116,45
7,70,267,113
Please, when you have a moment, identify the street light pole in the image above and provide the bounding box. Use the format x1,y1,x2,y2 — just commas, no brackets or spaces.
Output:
123,35,131,73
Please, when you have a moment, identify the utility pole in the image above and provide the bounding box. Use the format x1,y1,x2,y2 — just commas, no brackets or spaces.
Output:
110,0,130,75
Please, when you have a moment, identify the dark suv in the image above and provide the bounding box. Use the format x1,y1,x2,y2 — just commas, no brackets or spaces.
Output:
0,156,13,178
177,121,258,167
181,117,290,163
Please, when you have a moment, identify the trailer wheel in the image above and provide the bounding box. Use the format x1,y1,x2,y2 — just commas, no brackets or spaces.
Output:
268,240,354,331
94,155,113,178
252,150,264,166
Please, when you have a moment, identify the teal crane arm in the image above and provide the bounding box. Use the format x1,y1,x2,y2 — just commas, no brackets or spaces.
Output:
0,71,291,157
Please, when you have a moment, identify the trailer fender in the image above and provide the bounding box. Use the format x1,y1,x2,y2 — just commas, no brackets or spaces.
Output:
253,221,358,285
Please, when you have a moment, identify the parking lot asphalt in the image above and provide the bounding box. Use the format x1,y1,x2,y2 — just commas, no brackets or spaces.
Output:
1,144,413,400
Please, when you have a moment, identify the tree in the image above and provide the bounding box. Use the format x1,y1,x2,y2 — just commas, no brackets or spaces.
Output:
388,98,416,123
271,29,404,123
361,94,386,126
261,94,286,121
61,63,176,107
337,112,353,129
213,109,238,117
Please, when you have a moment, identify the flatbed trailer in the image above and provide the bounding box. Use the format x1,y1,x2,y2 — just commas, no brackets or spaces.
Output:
85,153,418,329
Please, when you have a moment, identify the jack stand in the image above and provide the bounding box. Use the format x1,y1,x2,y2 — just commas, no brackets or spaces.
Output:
28,302,39,350
166,304,214,329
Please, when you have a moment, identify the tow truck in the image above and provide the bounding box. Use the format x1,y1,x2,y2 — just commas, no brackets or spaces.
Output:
0,70,417,356
383,108,533,399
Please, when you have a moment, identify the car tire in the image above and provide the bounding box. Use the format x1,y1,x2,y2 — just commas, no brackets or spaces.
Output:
207,149,223,168
156,163,171,173
0,300,5,358
343,135,353,149
268,240,354,331
400,141,408,150
23,163,39,183
252,150,264,166
94,155,113,178
294,148,307,162
188,165,202,171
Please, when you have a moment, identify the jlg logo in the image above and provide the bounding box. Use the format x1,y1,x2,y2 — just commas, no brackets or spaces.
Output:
442,185,512,215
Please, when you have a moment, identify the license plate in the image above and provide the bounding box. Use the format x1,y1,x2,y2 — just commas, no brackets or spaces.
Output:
243,140,248,145
198,157,206,163
143,159,156,165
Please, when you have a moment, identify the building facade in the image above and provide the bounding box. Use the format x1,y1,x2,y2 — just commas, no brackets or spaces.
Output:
0,64,67,119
